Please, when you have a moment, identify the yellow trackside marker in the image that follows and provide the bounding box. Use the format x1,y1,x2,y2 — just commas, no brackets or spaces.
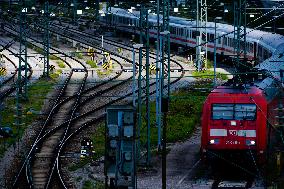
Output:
102,62,109,70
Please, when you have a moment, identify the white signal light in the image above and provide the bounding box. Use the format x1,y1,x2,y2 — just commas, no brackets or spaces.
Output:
250,140,256,145
231,121,236,126
210,139,215,144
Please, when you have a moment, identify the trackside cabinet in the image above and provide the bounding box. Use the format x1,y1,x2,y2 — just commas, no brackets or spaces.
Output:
105,106,136,189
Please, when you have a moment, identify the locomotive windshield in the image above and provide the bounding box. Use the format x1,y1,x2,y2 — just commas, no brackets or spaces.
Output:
212,104,256,120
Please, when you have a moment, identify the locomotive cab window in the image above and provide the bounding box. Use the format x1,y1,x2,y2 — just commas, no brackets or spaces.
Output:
212,104,234,120
235,104,256,120
212,104,256,120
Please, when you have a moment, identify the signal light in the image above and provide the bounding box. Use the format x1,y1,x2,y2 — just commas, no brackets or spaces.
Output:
246,140,256,146
209,139,220,144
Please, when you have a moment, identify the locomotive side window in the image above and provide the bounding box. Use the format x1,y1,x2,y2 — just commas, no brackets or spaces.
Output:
212,104,256,120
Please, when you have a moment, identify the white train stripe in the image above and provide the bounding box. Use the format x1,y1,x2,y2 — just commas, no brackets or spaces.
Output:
210,129,256,137
237,130,256,137
210,129,227,136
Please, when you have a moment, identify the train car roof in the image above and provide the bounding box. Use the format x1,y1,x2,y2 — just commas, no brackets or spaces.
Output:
109,7,284,52
255,55,284,82
210,85,263,95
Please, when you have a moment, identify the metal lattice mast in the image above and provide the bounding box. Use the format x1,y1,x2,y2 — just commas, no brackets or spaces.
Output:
95,0,100,21
162,0,170,97
156,0,162,150
161,0,170,188
73,0,77,23
15,0,28,150
138,6,151,166
18,2,28,99
106,0,112,26
200,0,207,68
156,0,171,150
234,0,247,70
43,1,50,77
196,0,207,71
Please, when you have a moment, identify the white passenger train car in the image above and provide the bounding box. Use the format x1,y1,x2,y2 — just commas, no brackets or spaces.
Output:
102,7,284,64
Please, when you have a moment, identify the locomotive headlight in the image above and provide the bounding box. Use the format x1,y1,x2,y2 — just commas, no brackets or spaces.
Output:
246,139,256,146
209,139,219,144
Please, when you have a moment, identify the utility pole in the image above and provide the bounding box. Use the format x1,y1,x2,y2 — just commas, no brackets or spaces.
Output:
156,0,162,150
43,1,50,78
138,6,151,166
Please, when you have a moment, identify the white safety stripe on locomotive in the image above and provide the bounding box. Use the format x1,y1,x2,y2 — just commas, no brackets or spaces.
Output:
237,130,256,137
210,129,227,136
210,129,256,137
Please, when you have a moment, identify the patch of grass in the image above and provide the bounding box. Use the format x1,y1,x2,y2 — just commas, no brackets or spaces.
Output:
76,176,82,182
76,52,83,59
0,79,56,157
206,59,214,69
49,55,58,60
50,73,58,79
95,181,105,189
192,70,228,80
139,83,210,147
97,69,112,78
68,158,91,171
82,180,95,189
91,123,105,159
34,46,44,55
86,60,97,68
68,123,105,172
26,43,34,49
56,60,66,68
57,69,63,74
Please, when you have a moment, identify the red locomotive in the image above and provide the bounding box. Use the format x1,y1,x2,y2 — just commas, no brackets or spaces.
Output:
201,75,282,163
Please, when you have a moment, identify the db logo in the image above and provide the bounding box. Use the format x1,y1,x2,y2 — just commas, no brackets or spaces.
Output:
229,130,238,136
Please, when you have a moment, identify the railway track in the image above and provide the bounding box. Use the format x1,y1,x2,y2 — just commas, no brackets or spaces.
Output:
0,47,32,101
0,54,17,91
0,54,16,84
2,18,186,188
4,25,140,188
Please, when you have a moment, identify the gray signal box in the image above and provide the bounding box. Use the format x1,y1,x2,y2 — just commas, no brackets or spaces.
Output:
105,106,136,189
